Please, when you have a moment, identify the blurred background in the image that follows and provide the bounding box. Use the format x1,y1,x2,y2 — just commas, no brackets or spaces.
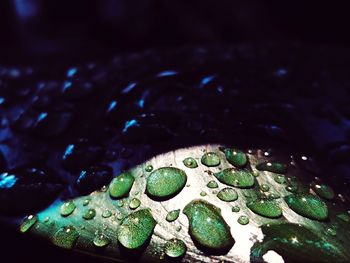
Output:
0,0,350,61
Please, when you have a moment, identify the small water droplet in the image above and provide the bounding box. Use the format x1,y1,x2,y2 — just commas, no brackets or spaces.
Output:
20,215,38,233
274,175,286,184
221,148,247,167
201,152,221,167
284,194,328,221
237,215,249,225
325,227,337,236
60,201,76,217
52,226,79,249
145,165,153,172
183,157,198,168
83,208,96,220
311,182,335,200
146,167,187,199
175,226,182,232
256,162,287,174
232,205,240,212
200,191,207,196
164,239,187,258
166,209,180,222
337,212,350,222
109,172,135,199
93,233,110,248
183,199,234,253
207,180,218,188
214,169,255,188
102,210,112,218
117,209,156,249
217,188,238,202
129,198,141,210
83,199,90,206
260,184,270,192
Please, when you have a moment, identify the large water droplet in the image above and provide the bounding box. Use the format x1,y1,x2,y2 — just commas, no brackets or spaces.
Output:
52,226,79,249
20,215,38,233
146,167,187,199
82,208,96,220
256,161,287,174
247,199,282,218
93,233,110,248
201,152,221,167
214,169,255,188
60,201,76,217
311,182,335,200
252,223,347,263
183,199,234,253
166,209,180,222
217,188,238,202
117,209,156,249
183,157,198,168
164,239,187,258
109,172,135,199
222,148,247,167
284,194,328,221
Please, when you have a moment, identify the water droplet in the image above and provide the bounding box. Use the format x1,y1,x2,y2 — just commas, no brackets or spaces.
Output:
201,152,221,167
200,191,207,196
52,226,79,249
145,165,153,172
146,167,187,199
284,194,328,221
260,184,270,192
267,192,281,199
214,169,255,188
217,188,238,202
247,199,282,218
93,233,110,248
164,239,187,258
60,201,76,217
109,172,135,199
274,175,285,184
83,208,96,220
183,157,198,168
232,205,240,212
166,209,180,222
117,209,156,249
20,215,38,233
222,148,247,167
256,162,287,174
207,180,218,188
102,210,112,218
175,226,182,232
129,198,141,210
337,212,350,222
237,215,249,225
325,227,337,236
183,199,234,253
83,199,90,206
311,182,335,200
286,184,298,193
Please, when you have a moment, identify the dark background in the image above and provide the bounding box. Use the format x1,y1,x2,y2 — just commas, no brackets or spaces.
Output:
1,1,350,263
1,0,350,61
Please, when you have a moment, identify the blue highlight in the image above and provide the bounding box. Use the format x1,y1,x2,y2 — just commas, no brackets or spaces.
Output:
156,70,178,77
0,173,17,189
122,82,137,94
123,119,139,133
